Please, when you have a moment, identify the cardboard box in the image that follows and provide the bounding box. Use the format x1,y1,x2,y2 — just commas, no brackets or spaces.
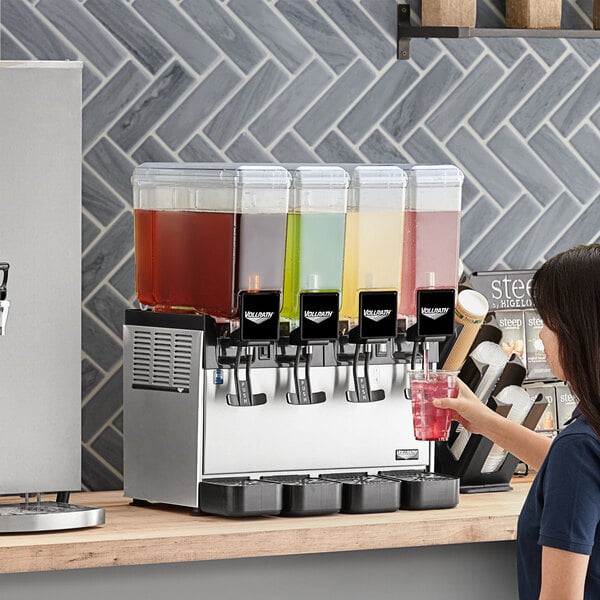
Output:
525,309,554,380
496,310,526,363
555,384,578,429
422,0,477,27
524,384,557,433
506,0,562,29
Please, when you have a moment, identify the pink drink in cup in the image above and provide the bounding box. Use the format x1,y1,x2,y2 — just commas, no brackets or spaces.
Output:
408,371,459,441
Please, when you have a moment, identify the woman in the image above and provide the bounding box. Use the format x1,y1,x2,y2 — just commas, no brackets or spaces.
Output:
434,244,600,600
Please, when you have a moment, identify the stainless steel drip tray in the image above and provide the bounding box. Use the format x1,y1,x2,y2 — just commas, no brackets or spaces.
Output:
0,502,105,533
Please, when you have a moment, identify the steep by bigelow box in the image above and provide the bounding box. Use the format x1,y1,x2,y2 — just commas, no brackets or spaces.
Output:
496,310,526,363
555,385,578,429
525,309,554,380
524,384,557,433
471,270,535,311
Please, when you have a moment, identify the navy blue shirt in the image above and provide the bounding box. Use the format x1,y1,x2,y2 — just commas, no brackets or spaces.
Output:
517,416,600,599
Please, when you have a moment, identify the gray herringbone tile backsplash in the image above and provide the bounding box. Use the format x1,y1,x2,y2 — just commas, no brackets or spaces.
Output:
1,0,599,490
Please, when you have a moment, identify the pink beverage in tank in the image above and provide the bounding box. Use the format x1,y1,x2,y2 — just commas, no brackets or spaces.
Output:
398,210,460,317
409,371,459,441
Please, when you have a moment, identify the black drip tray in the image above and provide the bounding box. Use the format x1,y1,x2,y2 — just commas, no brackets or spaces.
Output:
379,470,459,510
262,475,342,516
199,478,282,517
320,473,400,514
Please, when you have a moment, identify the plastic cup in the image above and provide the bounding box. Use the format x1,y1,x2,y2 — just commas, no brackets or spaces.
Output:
407,370,459,441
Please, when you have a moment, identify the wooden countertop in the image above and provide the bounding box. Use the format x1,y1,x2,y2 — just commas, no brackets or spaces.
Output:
0,479,532,575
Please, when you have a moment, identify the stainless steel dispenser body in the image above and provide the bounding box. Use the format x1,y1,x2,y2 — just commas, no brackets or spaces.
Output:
0,62,83,494
123,319,429,508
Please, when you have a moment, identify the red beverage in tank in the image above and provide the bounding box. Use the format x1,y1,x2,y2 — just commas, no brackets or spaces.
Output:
398,210,460,317
134,209,237,318
410,376,459,441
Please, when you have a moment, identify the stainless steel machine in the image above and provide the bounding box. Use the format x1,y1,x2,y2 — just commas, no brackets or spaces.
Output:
0,61,104,532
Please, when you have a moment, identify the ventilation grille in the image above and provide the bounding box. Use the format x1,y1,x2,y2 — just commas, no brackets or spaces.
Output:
131,329,193,393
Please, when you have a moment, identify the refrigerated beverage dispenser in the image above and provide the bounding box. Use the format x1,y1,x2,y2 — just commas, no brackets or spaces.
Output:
0,61,104,532
124,163,464,517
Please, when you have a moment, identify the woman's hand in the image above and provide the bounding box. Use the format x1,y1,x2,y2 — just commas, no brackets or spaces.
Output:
433,379,493,434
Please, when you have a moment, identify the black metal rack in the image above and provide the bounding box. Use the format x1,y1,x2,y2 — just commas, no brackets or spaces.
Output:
397,3,600,59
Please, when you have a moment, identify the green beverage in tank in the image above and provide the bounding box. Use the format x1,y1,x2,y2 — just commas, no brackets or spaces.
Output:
281,212,347,320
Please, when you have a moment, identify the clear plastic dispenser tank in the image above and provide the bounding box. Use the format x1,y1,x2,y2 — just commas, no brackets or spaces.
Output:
133,163,240,319
340,165,407,321
398,165,463,318
281,166,349,321
236,165,290,296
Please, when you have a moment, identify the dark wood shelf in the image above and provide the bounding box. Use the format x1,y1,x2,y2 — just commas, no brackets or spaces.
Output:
397,3,600,59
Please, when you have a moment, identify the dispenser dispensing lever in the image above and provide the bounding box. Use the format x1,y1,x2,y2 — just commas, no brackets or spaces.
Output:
0,263,10,336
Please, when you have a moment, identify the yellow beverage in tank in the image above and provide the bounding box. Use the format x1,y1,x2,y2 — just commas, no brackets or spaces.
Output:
340,210,404,320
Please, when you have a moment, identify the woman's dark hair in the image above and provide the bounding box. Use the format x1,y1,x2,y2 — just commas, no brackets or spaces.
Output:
531,244,600,437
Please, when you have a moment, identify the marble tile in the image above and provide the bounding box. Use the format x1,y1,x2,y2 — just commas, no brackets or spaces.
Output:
2,0,77,60
82,312,122,373
82,211,134,301
526,39,567,67
382,56,461,142
295,60,375,145
179,135,224,162
85,138,137,204
108,62,195,152
488,127,563,207
315,131,362,162
181,0,265,74
275,0,356,74
481,39,526,68
360,0,397,39
318,0,395,70
229,0,311,74
545,195,600,257
132,136,178,164
82,447,122,491
82,368,123,443
469,55,545,139
439,39,484,68
465,195,541,271
82,214,101,252
460,195,501,255
82,358,104,401
83,61,150,149
83,165,127,227
158,61,241,151
427,56,503,141
271,132,320,163
552,64,600,137
359,130,407,163
529,126,599,204
91,426,124,474
511,54,587,138
339,60,419,144
505,193,581,268
110,253,136,302
226,133,273,162
85,0,171,74
85,284,130,339
0,27,32,59
38,0,125,75
447,127,522,208
204,60,288,147
133,0,219,74
570,124,600,178
251,60,333,146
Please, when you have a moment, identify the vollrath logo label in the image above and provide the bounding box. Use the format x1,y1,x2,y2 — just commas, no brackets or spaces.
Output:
304,310,334,324
396,449,419,461
421,307,450,321
244,311,274,325
363,309,392,322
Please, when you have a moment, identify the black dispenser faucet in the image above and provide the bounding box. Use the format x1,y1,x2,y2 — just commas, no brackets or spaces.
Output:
346,291,398,403
287,292,339,405
225,291,280,407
